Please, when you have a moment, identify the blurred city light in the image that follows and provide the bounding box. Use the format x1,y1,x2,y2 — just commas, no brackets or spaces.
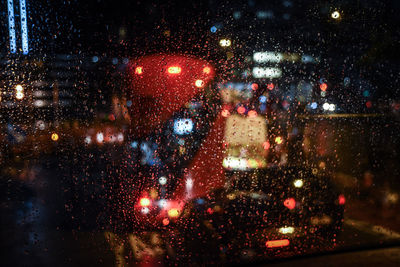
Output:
139,197,151,207
275,136,283,144
252,67,282,78
293,179,304,188
279,226,295,234
159,176,167,185
266,239,290,248
167,66,182,74
135,66,143,75
219,38,231,47
173,118,194,135
195,79,204,88
284,198,296,209
331,11,341,20
310,102,318,109
320,83,327,91
203,66,211,74
51,133,59,141
253,51,283,63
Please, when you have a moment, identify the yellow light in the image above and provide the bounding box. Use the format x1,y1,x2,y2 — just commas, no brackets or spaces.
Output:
195,79,204,88
219,38,231,47
331,11,340,19
275,136,283,144
279,226,295,234
167,208,180,218
203,67,211,74
139,197,151,207
15,84,24,92
15,92,24,100
51,133,59,141
293,179,304,188
167,66,182,74
135,66,143,75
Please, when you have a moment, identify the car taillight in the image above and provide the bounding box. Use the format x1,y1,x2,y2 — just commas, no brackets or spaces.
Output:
284,198,296,210
266,239,290,248
338,194,346,205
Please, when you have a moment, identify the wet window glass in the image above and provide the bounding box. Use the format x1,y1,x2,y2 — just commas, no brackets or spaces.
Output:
1,0,400,265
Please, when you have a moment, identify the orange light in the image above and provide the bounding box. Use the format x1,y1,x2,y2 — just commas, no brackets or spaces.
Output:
251,83,259,90
195,79,204,88
167,66,181,74
51,133,59,141
135,66,143,75
266,239,290,248
221,109,230,117
284,198,296,210
320,83,327,91
162,218,170,226
339,194,346,205
248,110,257,117
139,197,151,207
275,136,283,144
203,67,211,74
267,83,275,90
237,106,246,114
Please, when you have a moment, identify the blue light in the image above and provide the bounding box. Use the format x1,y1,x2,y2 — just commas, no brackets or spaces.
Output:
92,56,99,63
259,95,267,103
173,118,194,135
126,100,132,107
20,0,29,55
112,58,118,65
130,141,138,148
310,102,318,109
210,26,217,33
7,0,17,53
363,90,370,97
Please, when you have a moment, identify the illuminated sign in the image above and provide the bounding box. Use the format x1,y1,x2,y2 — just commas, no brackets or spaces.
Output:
252,67,282,78
7,0,29,55
7,0,16,53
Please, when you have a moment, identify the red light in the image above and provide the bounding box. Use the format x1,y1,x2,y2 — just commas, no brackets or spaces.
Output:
267,83,275,90
237,106,246,114
162,218,170,226
266,239,290,248
320,83,328,91
251,83,259,90
207,207,214,214
221,109,230,117
366,101,372,108
203,67,211,74
248,110,257,117
263,141,270,150
339,194,346,205
135,66,143,75
284,198,296,210
139,197,151,207
167,66,181,74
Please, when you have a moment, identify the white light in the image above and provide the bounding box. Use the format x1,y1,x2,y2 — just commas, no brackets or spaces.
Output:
158,199,167,209
141,207,149,214
7,0,16,53
293,179,304,188
173,118,194,135
219,39,231,47
310,102,318,109
33,100,46,107
36,120,46,130
96,132,104,143
186,178,193,190
117,133,124,142
20,0,29,55
329,104,336,111
15,92,24,100
222,157,249,170
252,67,282,78
159,176,167,185
15,84,23,92
253,52,283,63
84,136,92,144
279,226,295,234
331,11,340,19
322,102,330,111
